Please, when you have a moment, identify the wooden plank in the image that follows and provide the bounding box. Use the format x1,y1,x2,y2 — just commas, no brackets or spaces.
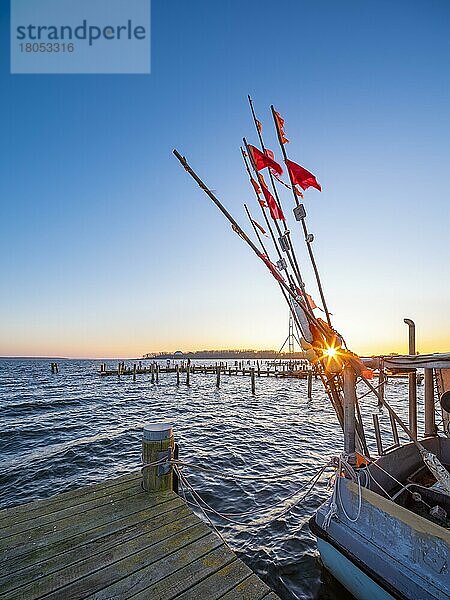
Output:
175,559,253,599
0,478,143,537
219,574,271,600
41,522,211,600
0,473,140,524
0,500,189,595
90,533,226,599
1,489,176,558
129,544,235,600
1,493,181,574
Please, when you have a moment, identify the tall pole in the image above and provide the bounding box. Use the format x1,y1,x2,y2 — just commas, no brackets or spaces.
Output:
247,97,309,300
241,148,284,265
404,318,417,438
271,104,332,326
173,149,318,328
243,137,311,312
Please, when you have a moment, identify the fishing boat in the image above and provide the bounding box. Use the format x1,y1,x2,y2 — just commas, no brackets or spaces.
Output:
310,351,450,600
174,97,450,599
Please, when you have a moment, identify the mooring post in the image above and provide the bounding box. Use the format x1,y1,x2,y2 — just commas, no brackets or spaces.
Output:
307,371,313,399
216,365,220,388
378,365,385,407
142,423,174,492
156,364,159,383
133,363,136,382
404,318,417,438
151,363,155,384
343,364,356,460
176,364,180,385
117,362,121,378
51,363,54,374
257,360,260,377
424,368,436,436
250,367,256,394
186,360,190,386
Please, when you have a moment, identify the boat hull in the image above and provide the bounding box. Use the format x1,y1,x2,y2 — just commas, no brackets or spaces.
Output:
316,536,395,600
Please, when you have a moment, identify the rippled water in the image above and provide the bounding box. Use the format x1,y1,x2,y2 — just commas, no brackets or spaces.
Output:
0,358,425,599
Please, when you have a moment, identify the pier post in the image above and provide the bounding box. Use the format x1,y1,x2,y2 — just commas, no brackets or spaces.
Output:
343,365,356,460
156,364,159,384
142,423,174,492
151,363,155,384
251,368,256,394
404,318,417,438
307,371,313,399
133,363,136,382
176,364,180,385
257,360,260,377
117,362,121,378
378,367,385,407
424,368,436,436
186,361,190,386
216,365,221,388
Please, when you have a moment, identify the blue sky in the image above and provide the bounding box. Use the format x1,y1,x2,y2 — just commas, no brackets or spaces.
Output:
0,0,449,357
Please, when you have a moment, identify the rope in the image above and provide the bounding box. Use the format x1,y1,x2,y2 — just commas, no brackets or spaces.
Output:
175,461,330,528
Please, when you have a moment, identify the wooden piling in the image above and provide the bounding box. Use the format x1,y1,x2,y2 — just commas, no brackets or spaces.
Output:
176,364,180,385
156,364,160,384
117,362,121,378
142,423,174,493
151,363,155,384
186,362,190,386
216,365,220,388
251,368,256,395
307,371,313,399
133,363,136,382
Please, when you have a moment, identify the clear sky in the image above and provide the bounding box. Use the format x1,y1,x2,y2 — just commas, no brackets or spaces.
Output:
1,0,449,358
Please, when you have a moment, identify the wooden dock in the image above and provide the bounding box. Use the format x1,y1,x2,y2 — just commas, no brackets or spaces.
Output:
0,472,280,600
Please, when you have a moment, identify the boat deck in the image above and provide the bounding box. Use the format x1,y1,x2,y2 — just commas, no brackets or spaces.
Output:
0,472,279,600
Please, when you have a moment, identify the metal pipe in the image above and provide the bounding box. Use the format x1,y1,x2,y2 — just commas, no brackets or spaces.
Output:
343,365,356,459
424,368,436,436
404,318,417,438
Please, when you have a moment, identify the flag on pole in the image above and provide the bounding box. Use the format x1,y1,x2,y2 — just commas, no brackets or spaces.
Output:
251,218,268,237
256,119,263,133
286,159,321,192
248,144,283,176
260,175,285,220
259,253,285,283
250,177,261,195
274,110,289,144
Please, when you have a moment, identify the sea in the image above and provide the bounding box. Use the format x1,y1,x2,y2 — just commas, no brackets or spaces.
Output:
0,358,426,599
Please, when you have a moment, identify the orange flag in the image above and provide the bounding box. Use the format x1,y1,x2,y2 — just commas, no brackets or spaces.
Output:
250,177,261,195
251,218,268,237
274,110,289,144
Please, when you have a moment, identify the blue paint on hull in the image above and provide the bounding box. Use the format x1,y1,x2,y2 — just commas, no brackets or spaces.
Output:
317,537,395,600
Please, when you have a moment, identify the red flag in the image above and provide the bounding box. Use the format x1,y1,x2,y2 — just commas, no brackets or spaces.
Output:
260,175,285,220
274,110,289,144
256,119,263,134
286,159,321,192
259,253,285,283
248,144,283,176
